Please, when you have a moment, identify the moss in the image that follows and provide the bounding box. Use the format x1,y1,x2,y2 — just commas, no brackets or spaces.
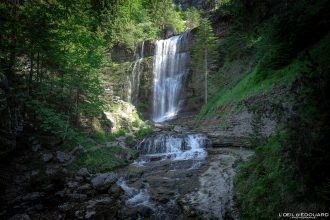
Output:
68,146,138,173
199,59,302,118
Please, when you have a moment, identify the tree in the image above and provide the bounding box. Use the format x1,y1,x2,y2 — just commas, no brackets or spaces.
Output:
191,18,219,104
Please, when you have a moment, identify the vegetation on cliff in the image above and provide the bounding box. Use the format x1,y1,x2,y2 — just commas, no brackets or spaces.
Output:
195,0,330,218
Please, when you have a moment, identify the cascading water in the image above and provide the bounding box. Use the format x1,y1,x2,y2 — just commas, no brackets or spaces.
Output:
152,32,190,122
136,133,210,161
127,42,144,105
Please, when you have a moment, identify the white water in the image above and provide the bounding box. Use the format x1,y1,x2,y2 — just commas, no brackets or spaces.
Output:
136,133,209,161
117,178,154,208
152,32,190,122
127,42,145,105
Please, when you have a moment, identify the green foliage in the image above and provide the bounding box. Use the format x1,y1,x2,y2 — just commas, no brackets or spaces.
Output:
234,28,330,220
191,17,219,103
125,136,134,146
109,0,194,48
182,7,201,30
69,146,138,173
113,129,127,137
199,59,301,117
135,127,154,139
147,0,185,35
282,35,330,200
27,100,83,144
235,131,298,219
191,18,219,72
249,112,266,149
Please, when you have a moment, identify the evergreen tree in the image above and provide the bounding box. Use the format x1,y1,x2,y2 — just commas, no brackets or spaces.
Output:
191,18,219,104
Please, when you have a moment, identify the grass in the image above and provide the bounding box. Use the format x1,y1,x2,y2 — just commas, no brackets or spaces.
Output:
68,146,139,173
135,127,154,139
199,59,302,118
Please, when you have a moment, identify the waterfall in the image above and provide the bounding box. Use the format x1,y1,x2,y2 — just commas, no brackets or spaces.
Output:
152,32,190,122
136,133,210,160
127,42,145,105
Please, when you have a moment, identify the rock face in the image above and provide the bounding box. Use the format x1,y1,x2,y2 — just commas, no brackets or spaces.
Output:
103,100,145,132
181,148,253,219
106,31,203,120
172,85,294,147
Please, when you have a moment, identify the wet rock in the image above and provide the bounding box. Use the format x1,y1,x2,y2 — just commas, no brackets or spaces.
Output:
75,175,84,182
58,203,73,212
43,184,55,192
77,168,90,177
173,125,188,133
120,205,152,219
26,204,44,213
31,144,41,152
75,210,84,219
8,214,31,220
41,153,53,162
135,205,152,217
85,210,96,219
45,165,60,175
182,147,253,219
67,193,87,200
108,184,123,198
150,186,175,204
78,184,92,191
152,127,162,132
45,167,57,175
22,192,44,201
91,172,117,190
67,181,79,189
56,151,71,163
15,164,28,172
86,197,113,209
55,190,65,197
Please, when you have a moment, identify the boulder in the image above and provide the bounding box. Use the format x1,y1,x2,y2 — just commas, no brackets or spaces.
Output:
7,214,31,220
78,184,92,191
56,151,71,163
22,192,44,201
31,144,41,152
91,172,117,190
77,168,90,177
41,153,53,162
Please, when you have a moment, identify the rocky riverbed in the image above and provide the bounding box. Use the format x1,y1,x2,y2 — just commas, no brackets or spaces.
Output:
113,146,253,220
1,130,253,220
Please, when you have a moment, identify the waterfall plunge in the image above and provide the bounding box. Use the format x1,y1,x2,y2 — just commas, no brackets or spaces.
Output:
127,42,145,105
152,32,190,123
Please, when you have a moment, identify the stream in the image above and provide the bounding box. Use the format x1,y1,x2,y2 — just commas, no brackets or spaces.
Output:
113,132,253,220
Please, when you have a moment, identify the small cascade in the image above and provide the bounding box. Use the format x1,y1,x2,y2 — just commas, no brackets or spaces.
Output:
117,178,153,208
152,32,191,122
127,42,145,105
136,133,210,160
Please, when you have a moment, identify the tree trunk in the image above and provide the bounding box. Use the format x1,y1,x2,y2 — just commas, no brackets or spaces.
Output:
36,51,40,82
28,53,34,96
204,48,208,104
